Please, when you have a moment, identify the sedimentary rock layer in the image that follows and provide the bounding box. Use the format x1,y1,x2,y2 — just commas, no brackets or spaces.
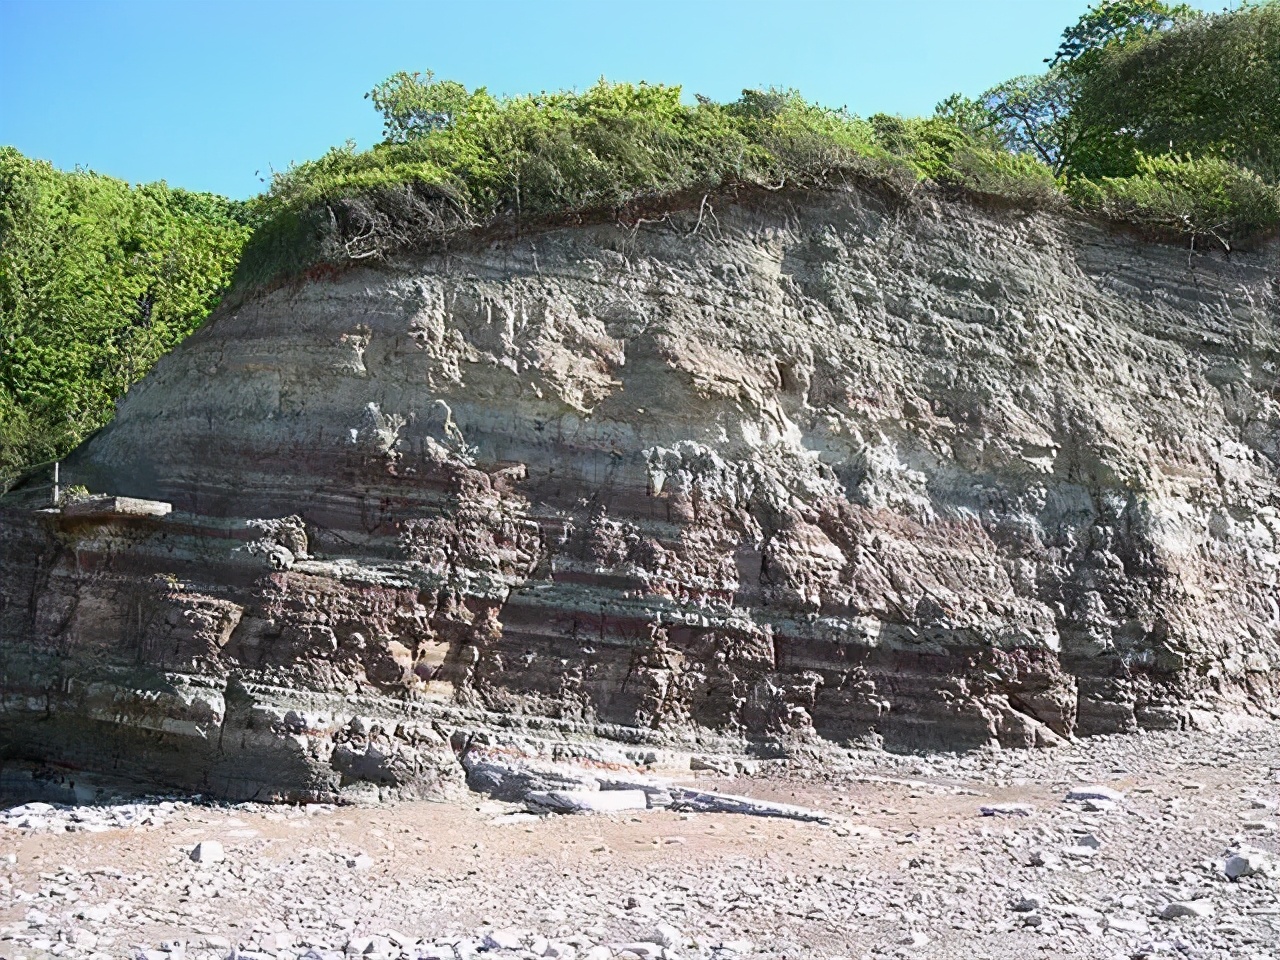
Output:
2,186,1278,799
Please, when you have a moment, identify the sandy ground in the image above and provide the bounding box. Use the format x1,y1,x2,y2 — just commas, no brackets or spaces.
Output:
3,723,1280,960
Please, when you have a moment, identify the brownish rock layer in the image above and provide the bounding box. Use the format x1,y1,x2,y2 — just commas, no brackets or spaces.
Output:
2,186,1278,799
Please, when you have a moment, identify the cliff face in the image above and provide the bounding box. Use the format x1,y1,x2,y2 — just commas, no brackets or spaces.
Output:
3,186,1278,800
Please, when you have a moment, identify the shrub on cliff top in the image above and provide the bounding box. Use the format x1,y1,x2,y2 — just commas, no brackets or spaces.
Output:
1070,2,1280,182
235,80,1052,288
1069,154,1280,245
243,1,1280,291
937,2,1280,243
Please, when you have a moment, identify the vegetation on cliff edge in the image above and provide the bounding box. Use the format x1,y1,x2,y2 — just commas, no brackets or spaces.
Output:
2,0,1277,486
237,1,1279,287
0,149,250,483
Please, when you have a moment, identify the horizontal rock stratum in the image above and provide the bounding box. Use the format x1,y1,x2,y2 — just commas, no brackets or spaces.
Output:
2,185,1278,800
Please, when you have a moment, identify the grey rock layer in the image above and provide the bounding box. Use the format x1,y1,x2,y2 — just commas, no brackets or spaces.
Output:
2,186,1278,799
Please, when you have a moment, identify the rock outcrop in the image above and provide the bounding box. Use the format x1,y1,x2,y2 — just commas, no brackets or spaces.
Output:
2,185,1278,800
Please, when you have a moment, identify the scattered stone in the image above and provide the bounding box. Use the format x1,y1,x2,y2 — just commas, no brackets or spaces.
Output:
1063,842,1099,859
7,724,1280,960
980,803,1036,817
261,931,294,951
1057,905,1103,921
668,787,834,822
1160,900,1215,919
526,789,650,814
484,929,525,951
1107,916,1150,935
650,923,685,948
1224,848,1271,880
616,942,665,959
1066,785,1124,804
1030,850,1062,869
1,799,187,833
691,756,735,775
491,812,542,825
189,840,225,863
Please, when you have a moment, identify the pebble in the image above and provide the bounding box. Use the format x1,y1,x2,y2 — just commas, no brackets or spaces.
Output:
484,929,525,951
3,725,1279,960
1224,848,1271,880
189,840,225,864
1160,899,1215,919
1065,785,1125,804
1106,915,1149,935
650,923,685,948
615,943,665,959
980,803,1036,817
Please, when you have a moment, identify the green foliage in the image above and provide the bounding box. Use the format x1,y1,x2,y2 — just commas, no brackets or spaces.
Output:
0,147,249,480
1071,2,1280,181
1069,153,1280,243
933,93,1000,142
238,80,879,284
973,71,1082,175
932,1,1280,241
944,147,1064,206
865,113,1062,204
366,70,472,143
60,483,92,504
232,0,1280,283
238,78,1066,287
12,4,1279,483
954,2,1204,177
1050,0,1199,69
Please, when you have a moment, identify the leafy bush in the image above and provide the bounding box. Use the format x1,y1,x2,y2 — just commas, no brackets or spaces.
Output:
933,2,1280,243
237,79,1071,288
1071,2,1280,181
0,148,250,480
943,147,1064,206
1069,153,1280,243
865,113,1062,204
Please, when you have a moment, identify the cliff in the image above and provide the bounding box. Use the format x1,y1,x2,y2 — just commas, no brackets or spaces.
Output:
2,185,1278,800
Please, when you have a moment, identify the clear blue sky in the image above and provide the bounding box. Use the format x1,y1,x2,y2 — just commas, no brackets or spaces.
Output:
0,0,1229,201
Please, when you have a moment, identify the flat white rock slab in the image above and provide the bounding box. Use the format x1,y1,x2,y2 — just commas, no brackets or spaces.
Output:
526,789,650,814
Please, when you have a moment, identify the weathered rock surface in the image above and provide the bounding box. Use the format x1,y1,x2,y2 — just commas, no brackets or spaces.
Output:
2,185,1278,799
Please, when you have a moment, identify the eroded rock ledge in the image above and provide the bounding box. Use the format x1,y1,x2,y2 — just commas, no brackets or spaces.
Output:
2,186,1277,800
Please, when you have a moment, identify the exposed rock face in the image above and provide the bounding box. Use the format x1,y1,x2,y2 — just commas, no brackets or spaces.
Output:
2,186,1278,799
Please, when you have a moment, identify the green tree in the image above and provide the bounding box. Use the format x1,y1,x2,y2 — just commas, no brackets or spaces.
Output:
1071,2,1280,180
365,70,474,143
944,1,1202,177
976,71,1082,175
0,148,249,481
1049,0,1199,69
